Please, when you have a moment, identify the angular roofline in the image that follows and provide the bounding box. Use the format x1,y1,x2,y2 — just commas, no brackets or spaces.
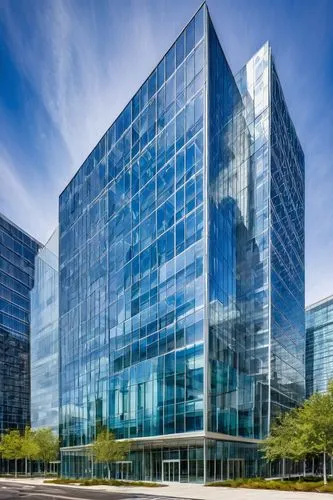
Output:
59,2,207,199
235,40,304,158
44,226,58,248
0,210,43,247
306,294,333,311
36,225,59,256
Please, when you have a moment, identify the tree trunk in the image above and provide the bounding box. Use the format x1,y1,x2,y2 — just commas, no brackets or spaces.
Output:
25,457,28,476
107,463,111,480
312,457,315,475
303,459,306,478
282,457,286,479
323,451,327,485
15,458,17,478
91,455,94,479
44,461,47,477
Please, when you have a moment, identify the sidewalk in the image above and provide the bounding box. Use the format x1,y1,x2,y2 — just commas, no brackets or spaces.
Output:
0,477,332,500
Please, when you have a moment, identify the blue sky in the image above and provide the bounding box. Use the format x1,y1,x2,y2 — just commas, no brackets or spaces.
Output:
0,0,332,305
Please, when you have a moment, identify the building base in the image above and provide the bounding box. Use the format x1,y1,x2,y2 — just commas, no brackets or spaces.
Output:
61,435,268,483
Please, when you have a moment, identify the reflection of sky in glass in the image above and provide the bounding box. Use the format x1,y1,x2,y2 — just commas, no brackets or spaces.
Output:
306,297,333,397
31,228,59,434
58,2,305,481
59,7,205,447
0,213,40,434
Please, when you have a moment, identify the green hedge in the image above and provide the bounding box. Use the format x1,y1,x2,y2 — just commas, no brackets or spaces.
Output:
44,478,163,487
206,478,333,492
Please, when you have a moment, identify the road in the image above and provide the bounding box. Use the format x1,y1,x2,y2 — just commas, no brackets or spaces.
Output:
2,481,332,500
0,482,185,500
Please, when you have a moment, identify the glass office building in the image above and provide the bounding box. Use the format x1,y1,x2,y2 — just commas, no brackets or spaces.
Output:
0,213,40,443
59,5,304,482
306,296,333,398
31,228,59,434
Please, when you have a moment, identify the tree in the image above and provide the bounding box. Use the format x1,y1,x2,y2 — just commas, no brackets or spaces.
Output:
21,427,40,475
34,428,59,476
92,430,130,479
298,385,333,484
262,408,308,478
0,430,24,477
263,381,333,484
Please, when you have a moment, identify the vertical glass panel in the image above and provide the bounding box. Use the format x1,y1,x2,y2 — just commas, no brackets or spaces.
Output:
176,32,185,67
157,59,165,90
132,91,140,120
141,80,148,110
148,70,157,100
195,7,204,44
185,18,195,56
166,45,176,80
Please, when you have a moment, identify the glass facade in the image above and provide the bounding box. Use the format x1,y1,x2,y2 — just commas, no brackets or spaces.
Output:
207,16,254,439
235,44,305,438
0,213,40,437
306,296,333,397
269,59,305,418
59,5,304,482
31,228,59,434
60,5,205,453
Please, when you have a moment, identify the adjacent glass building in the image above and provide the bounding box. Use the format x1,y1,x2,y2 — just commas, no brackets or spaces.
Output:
31,228,59,434
306,296,333,398
59,5,305,482
0,213,40,442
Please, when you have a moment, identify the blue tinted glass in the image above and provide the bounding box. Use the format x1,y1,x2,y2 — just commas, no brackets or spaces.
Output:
185,18,195,56
148,70,156,99
195,42,204,75
132,91,140,120
115,114,124,141
186,53,195,85
141,80,148,110
1,215,40,437
195,6,204,44
165,76,175,108
59,3,206,468
176,64,185,95
165,45,175,80
176,149,184,187
176,32,185,67
132,161,139,195
157,59,165,90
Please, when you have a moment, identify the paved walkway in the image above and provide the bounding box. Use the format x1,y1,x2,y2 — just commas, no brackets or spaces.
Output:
0,477,332,500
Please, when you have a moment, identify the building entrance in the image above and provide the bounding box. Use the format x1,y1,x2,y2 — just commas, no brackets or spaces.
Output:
115,461,132,480
227,459,244,479
162,460,180,482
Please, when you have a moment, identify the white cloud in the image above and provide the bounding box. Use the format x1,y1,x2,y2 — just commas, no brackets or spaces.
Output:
1,0,331,307
0,148,51,241
0,0,165,243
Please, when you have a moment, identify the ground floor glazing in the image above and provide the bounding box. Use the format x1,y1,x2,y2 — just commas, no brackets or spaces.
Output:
61,437,269,482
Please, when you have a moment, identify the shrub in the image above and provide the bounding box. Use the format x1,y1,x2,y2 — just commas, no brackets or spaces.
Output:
206,478,333,492
44,478,163,487
44,479,81,484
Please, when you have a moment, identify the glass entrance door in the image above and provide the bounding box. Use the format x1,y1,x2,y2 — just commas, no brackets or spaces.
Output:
162,460,180,482
115,461,132,480
228,459,244,480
